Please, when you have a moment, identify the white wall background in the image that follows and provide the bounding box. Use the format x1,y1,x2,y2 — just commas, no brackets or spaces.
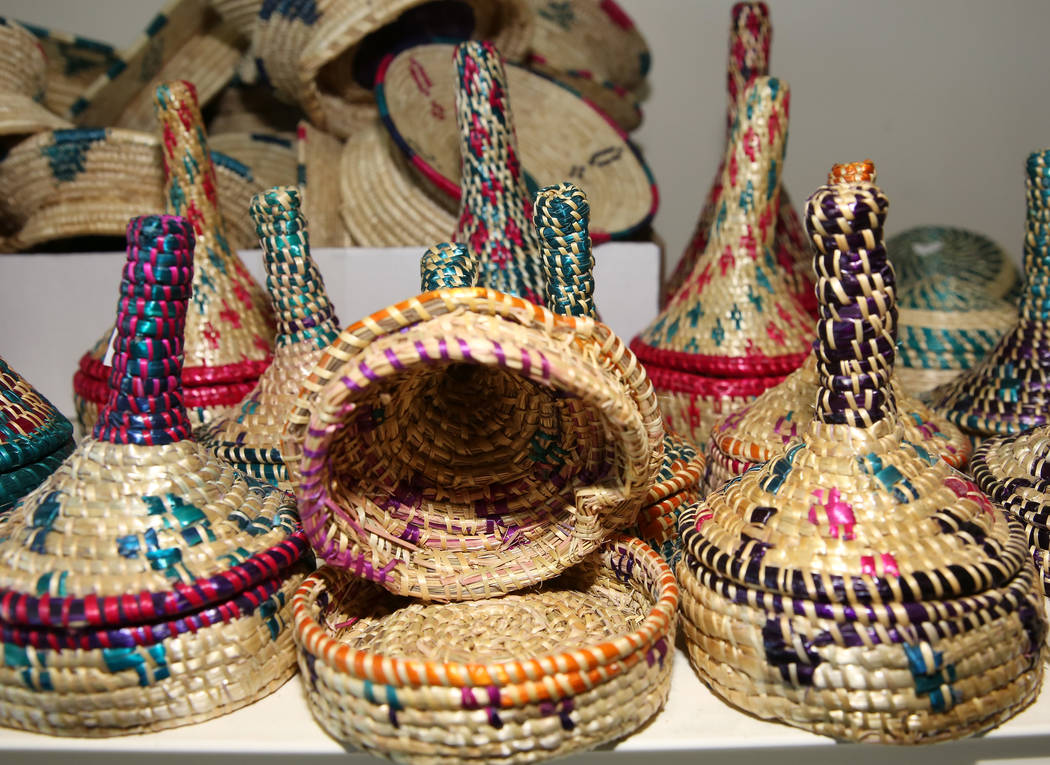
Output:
3,0,1049,273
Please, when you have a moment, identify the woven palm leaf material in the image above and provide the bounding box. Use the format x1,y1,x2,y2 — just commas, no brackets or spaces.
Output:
68,0,244,131
932,150,1050,440
209,131,298,192
0,126,266,252
661,3,814,314
524,0,650,91
889,226,1016,395
0,19,72,141
73,81,275,435
284,189,663,601
374,42,657,243
0,215,311,737
293,535,677,763
527,64,642,133
453,41,543,302
199,186,340,490
249,0,533,139
632,77,810,449
297,121,353,248
207,84,303,137
631,431,704,568
973,430,1050,614
338,118,458,247
19,22,118,118
0,357,74,513
704,356,972,495
676,172,1046,743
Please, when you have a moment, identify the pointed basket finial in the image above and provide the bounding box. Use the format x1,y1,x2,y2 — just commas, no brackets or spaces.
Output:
421,242,478,291
533,182,596,318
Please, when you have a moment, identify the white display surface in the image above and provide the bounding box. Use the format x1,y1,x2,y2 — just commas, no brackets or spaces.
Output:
0,244,1048,763
0,244,659,422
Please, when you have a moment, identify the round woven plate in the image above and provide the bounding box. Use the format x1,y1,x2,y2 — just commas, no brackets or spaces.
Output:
294,536,677,763
375,43,656,241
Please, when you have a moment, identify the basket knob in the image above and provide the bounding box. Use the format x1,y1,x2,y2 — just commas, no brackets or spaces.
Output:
421,242,478,290
1019,149,1050,321
534,183,596,318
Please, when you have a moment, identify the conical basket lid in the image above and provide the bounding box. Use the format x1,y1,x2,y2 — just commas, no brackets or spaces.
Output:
662,3,814,313
932,150,1050,438
684,172,1028,603
0,215,308,629
199,187,341,487
889,225,1017,300
633,76,810,378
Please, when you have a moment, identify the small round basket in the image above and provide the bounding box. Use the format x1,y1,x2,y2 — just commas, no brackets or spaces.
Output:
293,535,677,763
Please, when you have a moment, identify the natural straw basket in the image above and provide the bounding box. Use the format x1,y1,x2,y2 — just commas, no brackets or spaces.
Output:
631,431,704,568
375,42,657,242
0,356,74,513
208,131,298,192
206,83,303,137
72,81,275,434
284,184,663,600
662,2,814,313
200,186,341,490
293,535,677,763
337,118,457,247
0,214,312,737
677,166,1046,744
18,22,118,119
932,150,1050,441
891,227,1017,396
250,0,533,138
0,19,72,138
69,0,244,131
297,121,352,247
0,127,266,252
527,65,642,133
452,41,543,303
631,76,810,449
524,0,649,90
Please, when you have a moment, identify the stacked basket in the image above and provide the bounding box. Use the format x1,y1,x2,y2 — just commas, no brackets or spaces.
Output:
284,183,680,762
631,76,810,448
677,165,1046,742
703,163,972,493
932,150,1050,442
0,215,311,736
72,81,275,433
0,357,74,513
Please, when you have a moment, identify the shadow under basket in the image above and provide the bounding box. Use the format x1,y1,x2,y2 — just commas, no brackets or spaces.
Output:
293,535,678,763
283,287,664,601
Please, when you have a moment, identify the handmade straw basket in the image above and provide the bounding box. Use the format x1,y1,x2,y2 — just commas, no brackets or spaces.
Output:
199,186,341,490
662,2,814,313
677,168,1046,743
632,431,704,568
19,22,118,118
0,356,74,513
0,18,72,138
375,42,657,242
250,0,534,138
208,131,298,193
293,535,677,763
283,184,664,601
0,214,311,736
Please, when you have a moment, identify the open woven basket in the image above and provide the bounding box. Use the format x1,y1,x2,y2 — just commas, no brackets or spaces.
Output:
294,535,677,763
0,18,72,139
677,165,1045,744
283,183,663,601
0,215,310,736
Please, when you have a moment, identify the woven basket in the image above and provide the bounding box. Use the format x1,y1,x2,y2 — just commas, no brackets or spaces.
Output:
0,127,266,252
631,76,810,448
296,121,352,247
209,130,298,191
206,83,303,137
72,81,275,435
375,42,657,242
890,225,1018,300
0,356,74,513
973,429,1050,622
932,150,1050,440
284,184,663,600
0,214,311,736
0,18,72,137
200,186,341,489
662,2,814,313
631,431,704,568
293,535,677,763
337,118,457,247
452,41,543,303
705,354,972,494
527,65,642,132
69,0,245,131
676,167,1046,743
524,0,649,91
19,22,118,118
250,0,533,138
